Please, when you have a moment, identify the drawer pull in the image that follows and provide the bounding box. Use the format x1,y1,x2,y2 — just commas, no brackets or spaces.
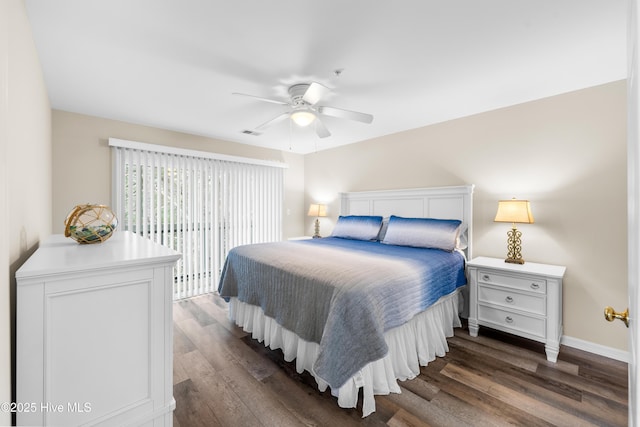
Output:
482,274,490,281
505,296,514,303
505,316,514,324
530,283,540,290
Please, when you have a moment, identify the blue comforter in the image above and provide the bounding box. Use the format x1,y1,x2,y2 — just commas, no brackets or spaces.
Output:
218,237,466,389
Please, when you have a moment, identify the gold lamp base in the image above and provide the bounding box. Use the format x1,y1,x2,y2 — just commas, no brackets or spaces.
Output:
504,224,525,264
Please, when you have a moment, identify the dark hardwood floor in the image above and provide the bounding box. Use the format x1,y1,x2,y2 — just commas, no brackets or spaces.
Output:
173,293,628,427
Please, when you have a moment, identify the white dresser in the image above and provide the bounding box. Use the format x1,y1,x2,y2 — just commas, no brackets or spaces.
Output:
16,231,180,427
467,256,566,362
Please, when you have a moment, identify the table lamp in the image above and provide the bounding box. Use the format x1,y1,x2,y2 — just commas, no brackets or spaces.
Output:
494,198,534,264
307,203,327,238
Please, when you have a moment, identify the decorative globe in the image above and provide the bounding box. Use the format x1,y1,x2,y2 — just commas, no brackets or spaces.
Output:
64,204,118,244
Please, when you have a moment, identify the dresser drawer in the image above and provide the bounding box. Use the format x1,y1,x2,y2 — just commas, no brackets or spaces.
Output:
478,305,546,340
477,284,546,315
477,269,546,295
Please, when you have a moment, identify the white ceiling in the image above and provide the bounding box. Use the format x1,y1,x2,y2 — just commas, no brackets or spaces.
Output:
24,1,627,154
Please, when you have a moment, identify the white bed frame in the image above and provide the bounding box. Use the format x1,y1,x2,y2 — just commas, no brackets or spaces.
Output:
339,184,475,259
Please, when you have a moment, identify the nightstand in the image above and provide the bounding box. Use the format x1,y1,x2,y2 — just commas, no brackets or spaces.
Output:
467,256,566,362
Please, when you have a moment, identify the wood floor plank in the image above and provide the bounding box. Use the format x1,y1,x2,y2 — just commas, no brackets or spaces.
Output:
192,294,248,337
386,408,433,427
454,328,581,376
444,342,584,402
560,344,629,378
398,374,440,401
173,378,223,427
176,317,237,373
174,322,196,355
492,367,626,427
173,353,190,385
176,350,264,427
173,299,191,322
212,359,307,427
420,362,553,427
578,363,629,391
181,298,218,327
382,385,467,427
204,321,279,382
177,316,304,426
535,363,628,405
582,390,629,427
440,362,601,426
427,389,515,427
448,334,540,373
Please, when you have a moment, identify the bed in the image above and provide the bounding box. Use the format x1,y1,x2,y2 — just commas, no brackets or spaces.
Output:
218,185,474,416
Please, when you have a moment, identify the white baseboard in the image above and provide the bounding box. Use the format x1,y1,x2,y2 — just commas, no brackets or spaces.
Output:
561,335,629,363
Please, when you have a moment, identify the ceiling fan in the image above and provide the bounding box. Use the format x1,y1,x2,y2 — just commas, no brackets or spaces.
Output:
233,82,373,138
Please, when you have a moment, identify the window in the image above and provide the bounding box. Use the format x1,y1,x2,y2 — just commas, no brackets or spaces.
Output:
110,138,286,299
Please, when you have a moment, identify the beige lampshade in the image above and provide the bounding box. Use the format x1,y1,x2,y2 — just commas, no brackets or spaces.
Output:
494,199,534,224
307,203,327,217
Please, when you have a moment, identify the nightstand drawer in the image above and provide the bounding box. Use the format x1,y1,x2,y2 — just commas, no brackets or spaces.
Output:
478,305,545,339
477,269,546,294
478,285,546,315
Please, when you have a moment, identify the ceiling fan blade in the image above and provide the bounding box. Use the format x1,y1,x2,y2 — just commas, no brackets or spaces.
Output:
255,112,290,130
302,82,330,105
313,117,331,138
318,106,373,124
233,92,289,106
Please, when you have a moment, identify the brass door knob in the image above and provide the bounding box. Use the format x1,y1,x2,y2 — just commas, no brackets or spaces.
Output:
604,306,629,328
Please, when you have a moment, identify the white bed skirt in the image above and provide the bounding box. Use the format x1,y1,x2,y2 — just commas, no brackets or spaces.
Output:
227,288,462,417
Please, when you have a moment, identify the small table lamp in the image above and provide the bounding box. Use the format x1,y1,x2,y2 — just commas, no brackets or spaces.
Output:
307,203,327,238
494,198,534,264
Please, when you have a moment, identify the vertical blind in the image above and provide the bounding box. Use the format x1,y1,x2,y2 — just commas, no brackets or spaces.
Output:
109,138,286,300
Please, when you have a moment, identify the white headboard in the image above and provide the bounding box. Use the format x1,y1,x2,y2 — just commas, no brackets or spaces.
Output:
339,185,475,259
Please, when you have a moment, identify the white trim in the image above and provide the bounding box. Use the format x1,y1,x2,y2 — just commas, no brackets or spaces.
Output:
628,1,639,423
561,335,629,363
108,138,289,169
339,185,474,200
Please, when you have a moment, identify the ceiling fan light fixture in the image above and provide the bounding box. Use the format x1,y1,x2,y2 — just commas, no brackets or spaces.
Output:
290,109,316,127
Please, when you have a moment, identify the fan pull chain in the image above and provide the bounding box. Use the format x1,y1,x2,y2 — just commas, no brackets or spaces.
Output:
288,115,292,151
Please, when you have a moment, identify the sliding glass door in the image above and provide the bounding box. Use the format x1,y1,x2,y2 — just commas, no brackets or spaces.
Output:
110,138,285,299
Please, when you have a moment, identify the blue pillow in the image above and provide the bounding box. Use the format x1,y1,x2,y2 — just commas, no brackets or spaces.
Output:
381,216,462,251
330,215,383,241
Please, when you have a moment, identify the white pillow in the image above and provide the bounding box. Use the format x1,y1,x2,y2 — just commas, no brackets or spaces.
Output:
330,215,383,241
381,216,462,251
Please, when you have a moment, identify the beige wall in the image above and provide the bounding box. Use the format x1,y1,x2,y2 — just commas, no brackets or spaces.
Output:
304,81,628,352
52,111,306,239
1,0,53,425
